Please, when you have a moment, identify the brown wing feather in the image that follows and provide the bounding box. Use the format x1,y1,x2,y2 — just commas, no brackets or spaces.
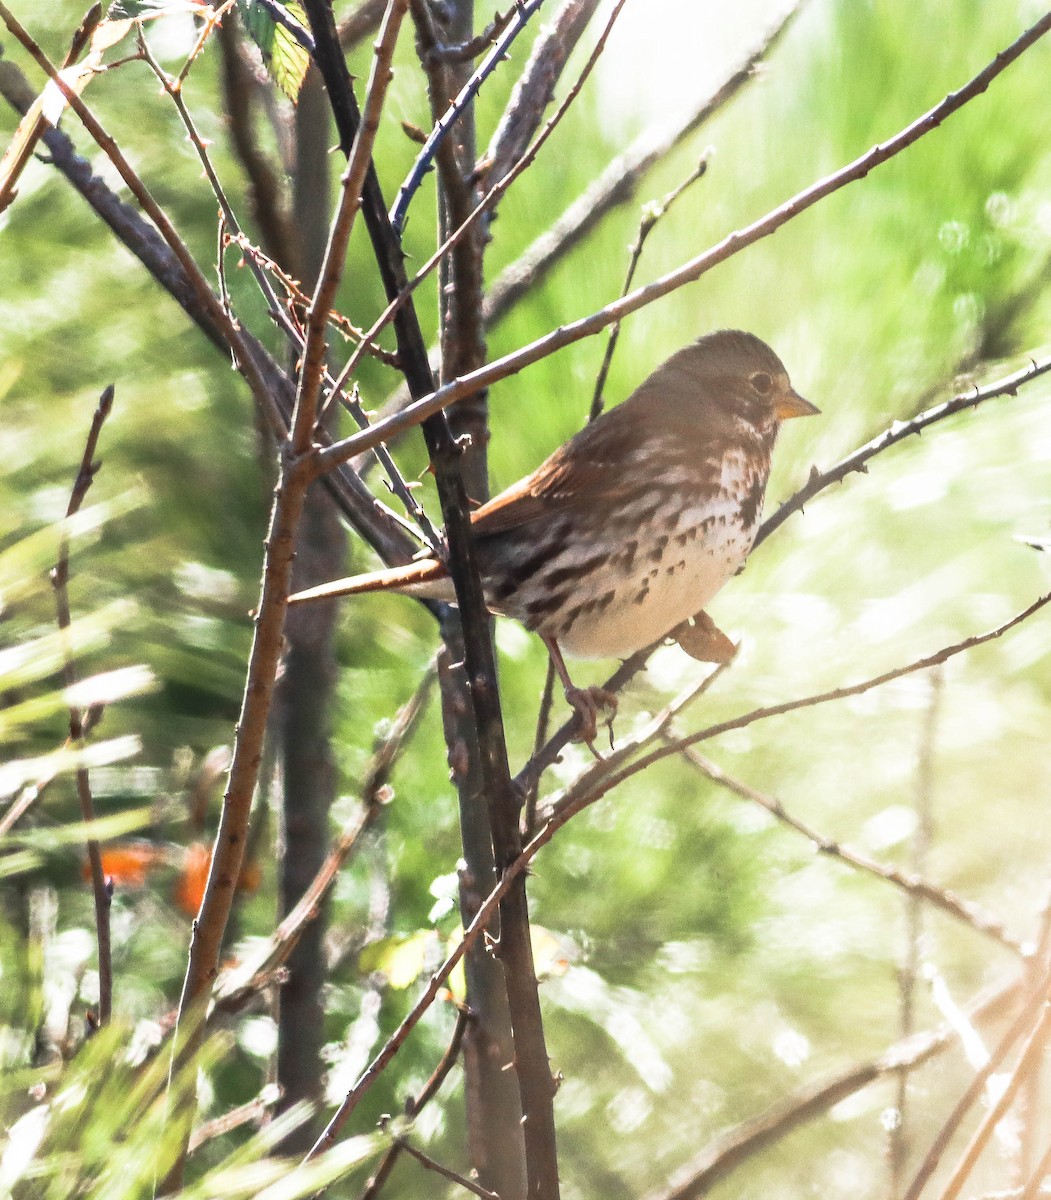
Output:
470,402,646,536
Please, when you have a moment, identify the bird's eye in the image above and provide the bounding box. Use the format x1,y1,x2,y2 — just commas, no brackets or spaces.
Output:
750,371,773,395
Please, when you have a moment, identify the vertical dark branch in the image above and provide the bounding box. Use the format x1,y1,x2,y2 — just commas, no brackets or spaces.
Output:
300,4,560,1194
50,385,115,1028
410,18,522,1185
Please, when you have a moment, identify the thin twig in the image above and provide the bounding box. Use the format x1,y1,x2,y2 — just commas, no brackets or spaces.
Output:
135,28,296,348
296,0,410,460
902,923,1051,1200
0,3,287,442
50,384,115,1027
335,384,442,550
382,1126,500,1199
524,659,557,837
361,1009,470,1199
389,0,546,234
429,7,516,63
753,354,1051,552
589,153,710,422
214,663,435,1014
252,0,315,53
556,592,1051,820
483,0,602,192
675,746,1020,956
1021,1139,1051,1200
187,1084,281,1152
317,9,1051,471
216,17,298,265
483,0,806,326
891,667,943,1193
643,979,1025,1200
936,1001,1051,1200
338,0,387,50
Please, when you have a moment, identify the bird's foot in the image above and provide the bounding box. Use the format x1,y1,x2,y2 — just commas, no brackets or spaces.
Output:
565,685,618,752
672,611,737,664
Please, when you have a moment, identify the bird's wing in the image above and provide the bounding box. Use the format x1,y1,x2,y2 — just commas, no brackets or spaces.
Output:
470,404,643,536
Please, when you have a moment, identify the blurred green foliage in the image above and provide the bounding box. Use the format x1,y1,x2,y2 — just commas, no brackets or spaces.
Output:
2,0,1051,1196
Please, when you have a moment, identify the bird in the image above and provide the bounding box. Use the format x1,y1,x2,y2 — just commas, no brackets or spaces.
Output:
290,330,818,740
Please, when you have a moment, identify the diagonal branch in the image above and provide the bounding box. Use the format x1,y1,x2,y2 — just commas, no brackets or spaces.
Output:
482,0,602,195
389,0,546,233
676,748,1022,956
754,352,1051,551
317,7,1051,472
556,592,1051,818
643,978,1025,1200
484,0,806,325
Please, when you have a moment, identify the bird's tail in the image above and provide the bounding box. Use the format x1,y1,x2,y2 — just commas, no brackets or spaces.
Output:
288,557,453,606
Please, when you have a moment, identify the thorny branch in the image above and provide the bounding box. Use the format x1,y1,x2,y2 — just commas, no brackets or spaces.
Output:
483,0,806,325
389,0,546,233
317,8,1051,472
675,748,1022,956
643,978,1025,1200
753,353,1051,551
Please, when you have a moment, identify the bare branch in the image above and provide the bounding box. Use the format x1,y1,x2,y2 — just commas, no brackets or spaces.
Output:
934,997,1051,1200
675,747,1022,956
483,0,602,192
486,0,805,322
754,353,1051,551
590,153,710,421
644,979,1024,1200
390,0,545,234
381,1124,499,1200
50,385,115,1027
558,592,1051,819
213,664,435,1014
360,1009,469,1199
317,8,1051,472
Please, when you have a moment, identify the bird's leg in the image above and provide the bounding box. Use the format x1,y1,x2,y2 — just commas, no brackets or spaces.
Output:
541,636,618,748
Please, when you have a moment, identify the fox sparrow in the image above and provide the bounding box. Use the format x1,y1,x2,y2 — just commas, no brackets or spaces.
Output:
290,330,817,739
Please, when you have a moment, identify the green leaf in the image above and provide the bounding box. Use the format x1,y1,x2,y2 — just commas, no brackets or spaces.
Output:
241,1,311,103
358,930,435,989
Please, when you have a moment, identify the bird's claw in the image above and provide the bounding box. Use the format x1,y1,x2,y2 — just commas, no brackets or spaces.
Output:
565,685,618,752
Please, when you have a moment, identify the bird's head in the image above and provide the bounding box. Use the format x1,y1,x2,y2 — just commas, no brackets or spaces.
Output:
663,329,819,439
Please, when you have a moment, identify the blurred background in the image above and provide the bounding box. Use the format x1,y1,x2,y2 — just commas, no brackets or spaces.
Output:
2,0,1051,1196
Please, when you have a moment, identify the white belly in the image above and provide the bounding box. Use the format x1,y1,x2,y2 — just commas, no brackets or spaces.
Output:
538,493,754,659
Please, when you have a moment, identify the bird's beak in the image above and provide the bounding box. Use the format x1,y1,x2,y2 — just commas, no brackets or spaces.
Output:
775,388,820,421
